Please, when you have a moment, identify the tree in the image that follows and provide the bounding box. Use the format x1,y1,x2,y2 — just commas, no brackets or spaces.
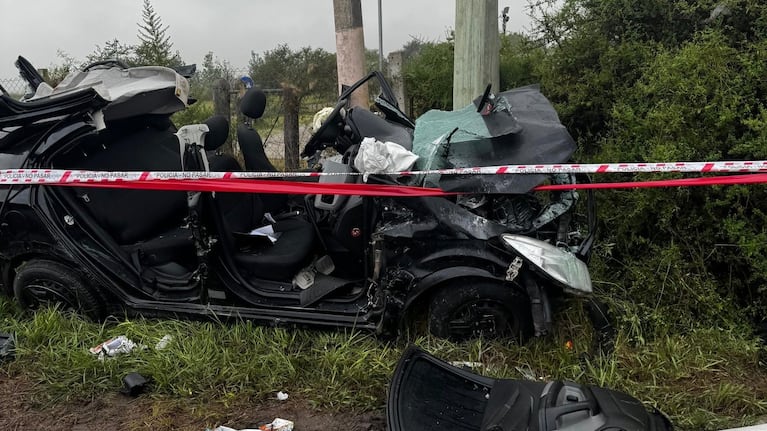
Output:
46,50,80,86
134,0,182,67
402,41,454,116
498,32,542,90
191,52,236,100
249,45,337,170
85,39,136,66
249,45,337,99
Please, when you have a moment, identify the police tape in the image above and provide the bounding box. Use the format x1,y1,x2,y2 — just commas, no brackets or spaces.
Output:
2,162,767,196
3,159,767,184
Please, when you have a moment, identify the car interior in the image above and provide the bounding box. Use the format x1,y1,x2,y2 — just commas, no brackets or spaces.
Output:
46,87,373,306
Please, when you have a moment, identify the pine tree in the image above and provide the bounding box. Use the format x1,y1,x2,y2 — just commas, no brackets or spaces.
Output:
134,0,182,67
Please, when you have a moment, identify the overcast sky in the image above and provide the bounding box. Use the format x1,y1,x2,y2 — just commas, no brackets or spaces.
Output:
0,0,532,79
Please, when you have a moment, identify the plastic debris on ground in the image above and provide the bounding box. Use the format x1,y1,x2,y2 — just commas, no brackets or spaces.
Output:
259,418,294,431
120,372,150,397
276,391,289,401
89,335,144,360
0,332,15,362
515,364,538,381
155,334,173,350
206,419,294,431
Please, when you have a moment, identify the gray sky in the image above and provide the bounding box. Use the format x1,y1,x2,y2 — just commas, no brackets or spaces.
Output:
0,0,532,79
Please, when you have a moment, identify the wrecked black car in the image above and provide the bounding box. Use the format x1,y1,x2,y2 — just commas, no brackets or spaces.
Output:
388,346,673,431
0,57,595,341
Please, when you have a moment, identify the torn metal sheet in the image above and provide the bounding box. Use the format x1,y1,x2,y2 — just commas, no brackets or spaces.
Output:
531,173,579,230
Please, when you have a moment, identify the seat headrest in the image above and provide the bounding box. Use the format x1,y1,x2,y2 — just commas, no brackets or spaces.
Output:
204,115,230,151
240,88,267,119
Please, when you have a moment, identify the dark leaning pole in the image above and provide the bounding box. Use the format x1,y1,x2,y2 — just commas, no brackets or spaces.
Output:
453,0,500,109
333,0,369,108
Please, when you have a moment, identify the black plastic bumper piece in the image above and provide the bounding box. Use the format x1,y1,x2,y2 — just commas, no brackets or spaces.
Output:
387,346,673,431
0,332,15,362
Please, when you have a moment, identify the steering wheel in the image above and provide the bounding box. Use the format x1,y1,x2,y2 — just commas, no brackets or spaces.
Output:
83,59,130,72
301,98,347,158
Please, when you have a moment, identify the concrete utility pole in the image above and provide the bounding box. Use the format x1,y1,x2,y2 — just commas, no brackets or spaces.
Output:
378,0,384,71
387,51,407,113
453,0,500,110
333,0,369,108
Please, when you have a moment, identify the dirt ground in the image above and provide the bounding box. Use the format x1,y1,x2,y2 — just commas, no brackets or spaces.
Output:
0,376,385,431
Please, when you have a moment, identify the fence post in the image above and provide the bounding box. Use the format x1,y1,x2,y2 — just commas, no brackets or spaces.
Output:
282,86,300,171
213,78,233,154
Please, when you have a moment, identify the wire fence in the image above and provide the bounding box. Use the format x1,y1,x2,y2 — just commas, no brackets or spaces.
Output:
0,77,32,98
207,68,336,165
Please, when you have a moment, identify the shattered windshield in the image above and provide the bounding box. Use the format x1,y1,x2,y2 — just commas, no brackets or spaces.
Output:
411,85,576,194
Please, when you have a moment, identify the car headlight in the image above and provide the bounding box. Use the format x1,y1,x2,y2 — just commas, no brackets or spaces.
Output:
500,234,592,295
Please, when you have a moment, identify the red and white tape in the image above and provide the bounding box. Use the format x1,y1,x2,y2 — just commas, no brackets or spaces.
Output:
4,159,767,185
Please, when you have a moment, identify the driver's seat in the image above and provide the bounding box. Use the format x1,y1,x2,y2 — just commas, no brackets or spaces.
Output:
237,88,288,214
238,88,278,172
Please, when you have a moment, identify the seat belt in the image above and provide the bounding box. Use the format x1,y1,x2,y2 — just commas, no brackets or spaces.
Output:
175,124,213,284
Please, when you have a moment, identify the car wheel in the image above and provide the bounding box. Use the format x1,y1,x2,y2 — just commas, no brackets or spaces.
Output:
13,259,104,319
428,280,533,342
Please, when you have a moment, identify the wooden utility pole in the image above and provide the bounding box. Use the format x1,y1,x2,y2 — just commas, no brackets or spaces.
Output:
453,0,500,109
333,0,369,107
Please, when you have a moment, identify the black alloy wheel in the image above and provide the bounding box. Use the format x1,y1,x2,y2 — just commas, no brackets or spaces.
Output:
13,259,104,319
428,280,533,342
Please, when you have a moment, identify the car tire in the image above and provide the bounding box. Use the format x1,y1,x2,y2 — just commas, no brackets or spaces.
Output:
13,259,104,320
428,280,533,342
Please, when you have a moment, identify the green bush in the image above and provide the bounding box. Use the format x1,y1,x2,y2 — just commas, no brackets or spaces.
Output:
402,41,454,116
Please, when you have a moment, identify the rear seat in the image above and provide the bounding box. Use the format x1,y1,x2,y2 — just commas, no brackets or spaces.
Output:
54,118,197,277
58,120,189,244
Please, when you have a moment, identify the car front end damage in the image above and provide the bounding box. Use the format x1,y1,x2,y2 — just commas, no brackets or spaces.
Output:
372,186,596,338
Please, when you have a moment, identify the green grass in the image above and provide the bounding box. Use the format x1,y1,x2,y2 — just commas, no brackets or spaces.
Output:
1,295,766,430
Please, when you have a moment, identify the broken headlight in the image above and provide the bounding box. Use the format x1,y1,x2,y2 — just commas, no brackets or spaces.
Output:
500,234,592,295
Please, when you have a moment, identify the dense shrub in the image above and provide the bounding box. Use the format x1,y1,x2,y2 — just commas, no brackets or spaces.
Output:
532,0,767,331
402,40,454,116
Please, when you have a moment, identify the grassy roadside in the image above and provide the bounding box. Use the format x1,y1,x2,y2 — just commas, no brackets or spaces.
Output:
1,295,765,431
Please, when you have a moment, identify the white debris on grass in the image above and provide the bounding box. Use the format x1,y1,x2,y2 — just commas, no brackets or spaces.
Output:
207,417,294,431
155,334,173,350
89,335,145,360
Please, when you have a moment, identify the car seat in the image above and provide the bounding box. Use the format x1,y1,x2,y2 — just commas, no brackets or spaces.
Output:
194,116,316,282
238,88,277,172
236,88,290,214
53,117,198,284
